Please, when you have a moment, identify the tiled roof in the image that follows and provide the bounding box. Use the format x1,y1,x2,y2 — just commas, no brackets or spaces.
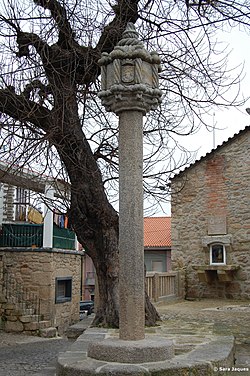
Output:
171,125,250,180
144,217,171,248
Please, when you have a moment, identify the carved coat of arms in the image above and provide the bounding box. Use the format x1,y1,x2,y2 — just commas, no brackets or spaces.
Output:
121,61,134,83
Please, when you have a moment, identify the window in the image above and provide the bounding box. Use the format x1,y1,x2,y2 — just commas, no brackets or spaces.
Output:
152,261,163,272
210,244,226,265
55,277,72,303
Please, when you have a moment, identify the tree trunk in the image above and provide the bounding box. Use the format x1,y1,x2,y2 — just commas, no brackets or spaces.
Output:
0,71,160,328
92,258,120,328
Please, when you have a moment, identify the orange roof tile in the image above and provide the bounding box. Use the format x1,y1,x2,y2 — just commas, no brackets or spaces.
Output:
144,217,171,248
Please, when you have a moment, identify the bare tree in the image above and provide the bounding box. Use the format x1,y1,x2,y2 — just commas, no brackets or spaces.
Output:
0,0,249,326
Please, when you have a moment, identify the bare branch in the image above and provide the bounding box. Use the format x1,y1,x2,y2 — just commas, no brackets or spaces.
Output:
0,88,51,130
33,0,75,48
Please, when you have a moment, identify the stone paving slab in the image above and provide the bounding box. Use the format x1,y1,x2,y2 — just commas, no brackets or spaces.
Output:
156,299,250,343
156,298,250,374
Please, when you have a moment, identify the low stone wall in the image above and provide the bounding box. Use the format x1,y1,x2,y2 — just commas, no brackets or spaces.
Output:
0,248,83,335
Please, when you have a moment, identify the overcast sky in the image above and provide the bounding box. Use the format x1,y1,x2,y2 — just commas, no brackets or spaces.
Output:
180,27,250,161
157,27,250,217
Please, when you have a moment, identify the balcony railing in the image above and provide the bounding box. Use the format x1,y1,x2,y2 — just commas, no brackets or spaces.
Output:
0,223,43,247
53,225,75,250
0,223,75,250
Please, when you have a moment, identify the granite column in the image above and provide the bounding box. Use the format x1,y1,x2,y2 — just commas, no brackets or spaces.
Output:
119,110,144,340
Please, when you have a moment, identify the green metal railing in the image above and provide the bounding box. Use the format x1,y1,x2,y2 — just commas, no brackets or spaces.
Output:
0,223,43,247
53,225,75,250
0,223,76,250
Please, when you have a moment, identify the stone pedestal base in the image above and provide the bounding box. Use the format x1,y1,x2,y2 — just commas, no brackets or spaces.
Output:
88,337,174,363
57,328,235,376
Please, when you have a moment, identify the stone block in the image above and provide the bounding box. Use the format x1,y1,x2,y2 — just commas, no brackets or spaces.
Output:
217,270,233,282
39,327,57,338
207,215,227,235
94,363,148,375
5,309,16,316
38,320,51,329
0,293,7,303
24,321,39,331
4,320,23,332
4,303,15,310
5,315,18,322
19,315,33,323
196,271,207,283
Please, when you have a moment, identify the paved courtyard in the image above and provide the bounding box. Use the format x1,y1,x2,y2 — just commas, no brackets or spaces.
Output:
156,298,250,373
0,299,249,375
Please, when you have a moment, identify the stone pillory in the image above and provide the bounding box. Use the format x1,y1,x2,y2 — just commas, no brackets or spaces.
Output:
98,22,162,115
98,22,163,342
56,23,237,376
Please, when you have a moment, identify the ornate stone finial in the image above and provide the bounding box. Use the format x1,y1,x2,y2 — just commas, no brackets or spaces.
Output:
98,22,162,115
122,22,138,39
117,23,144,47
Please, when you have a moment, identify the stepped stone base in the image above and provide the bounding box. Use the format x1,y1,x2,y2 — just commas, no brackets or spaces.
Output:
57,328,235,376
39,327,57,338
88,337,174,363
66,315,94,339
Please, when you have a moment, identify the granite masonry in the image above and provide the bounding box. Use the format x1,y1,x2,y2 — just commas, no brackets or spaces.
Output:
170,126,250,300
0,248,83,335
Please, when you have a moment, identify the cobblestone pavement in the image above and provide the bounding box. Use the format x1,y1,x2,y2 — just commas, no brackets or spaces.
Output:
0,299,249,375
0,332,72,376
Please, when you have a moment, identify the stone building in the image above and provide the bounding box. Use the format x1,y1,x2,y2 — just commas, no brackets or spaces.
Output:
0,164,84,336
0,248,82,336
144,217,171,272
170,126,250,299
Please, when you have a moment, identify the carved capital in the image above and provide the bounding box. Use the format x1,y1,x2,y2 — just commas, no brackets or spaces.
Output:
99,84,162,115
98,23,162,115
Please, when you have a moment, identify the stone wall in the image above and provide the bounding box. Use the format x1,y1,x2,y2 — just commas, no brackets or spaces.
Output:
171,128,250,300
0,248,83,335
